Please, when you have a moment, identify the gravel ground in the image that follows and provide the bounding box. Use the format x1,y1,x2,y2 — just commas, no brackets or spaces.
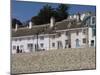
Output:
11,48,96,74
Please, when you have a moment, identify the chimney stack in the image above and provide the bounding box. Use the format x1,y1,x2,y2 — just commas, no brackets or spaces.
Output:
76,12,81,22
50,17,55,28
29,21,32,29
15,23,18,31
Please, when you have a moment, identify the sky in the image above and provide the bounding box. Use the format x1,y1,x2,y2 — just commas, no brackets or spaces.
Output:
12,0,96,22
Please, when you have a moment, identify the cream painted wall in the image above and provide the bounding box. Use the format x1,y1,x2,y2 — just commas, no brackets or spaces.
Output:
12,27,95,54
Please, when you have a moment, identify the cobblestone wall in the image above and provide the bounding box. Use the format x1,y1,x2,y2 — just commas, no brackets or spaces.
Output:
11,48,96,74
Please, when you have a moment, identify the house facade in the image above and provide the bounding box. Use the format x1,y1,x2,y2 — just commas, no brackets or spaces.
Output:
11,12,96,54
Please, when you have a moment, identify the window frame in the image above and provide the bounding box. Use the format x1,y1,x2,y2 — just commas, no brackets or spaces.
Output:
83,29,87,35
27,43,33,52
91,40,94,46
52,42,55,47
13,45,16,50
83,38,86,44
65,40,68,45
40,43,44,48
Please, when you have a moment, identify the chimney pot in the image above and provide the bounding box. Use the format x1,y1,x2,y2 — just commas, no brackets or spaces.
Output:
50,17,55,28
29,21,32,29
15,23,18,31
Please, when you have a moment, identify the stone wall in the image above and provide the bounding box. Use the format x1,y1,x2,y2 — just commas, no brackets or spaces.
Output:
11,48,96,74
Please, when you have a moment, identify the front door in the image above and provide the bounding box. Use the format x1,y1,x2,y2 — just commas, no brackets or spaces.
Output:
16,46,20,53
76,39,80,48
35,44,37,51
57,41,63,49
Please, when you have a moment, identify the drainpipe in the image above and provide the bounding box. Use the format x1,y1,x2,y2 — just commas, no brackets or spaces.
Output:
48,34,50,50
87,25,89,48
86,24,89,48
36,33,39,51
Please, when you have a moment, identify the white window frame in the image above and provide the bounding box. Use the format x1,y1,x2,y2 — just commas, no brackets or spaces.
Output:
83,38,86,44
52,42,55,47
40,43,44,48
13,45,16,50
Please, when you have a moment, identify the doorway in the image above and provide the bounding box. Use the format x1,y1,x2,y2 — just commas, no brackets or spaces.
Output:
76,39,80,48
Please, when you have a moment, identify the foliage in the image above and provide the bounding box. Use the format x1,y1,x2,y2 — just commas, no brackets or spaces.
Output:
31,4,69,25
12,18,23,28
12,4,69,27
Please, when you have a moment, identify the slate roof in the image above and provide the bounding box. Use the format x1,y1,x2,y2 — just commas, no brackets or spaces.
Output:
12,18,87,37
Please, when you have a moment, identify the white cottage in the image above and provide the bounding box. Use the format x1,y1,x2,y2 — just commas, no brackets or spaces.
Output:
11,12,96,54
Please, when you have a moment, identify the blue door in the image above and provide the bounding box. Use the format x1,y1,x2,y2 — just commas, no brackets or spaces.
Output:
76,39,80,48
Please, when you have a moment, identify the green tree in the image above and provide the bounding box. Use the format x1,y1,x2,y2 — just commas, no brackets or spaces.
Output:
12,18,23,28
56,4,69,21
31,4,57,25
31,4,69,25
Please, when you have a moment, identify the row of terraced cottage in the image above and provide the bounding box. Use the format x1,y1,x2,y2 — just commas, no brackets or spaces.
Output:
11,12,96,54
